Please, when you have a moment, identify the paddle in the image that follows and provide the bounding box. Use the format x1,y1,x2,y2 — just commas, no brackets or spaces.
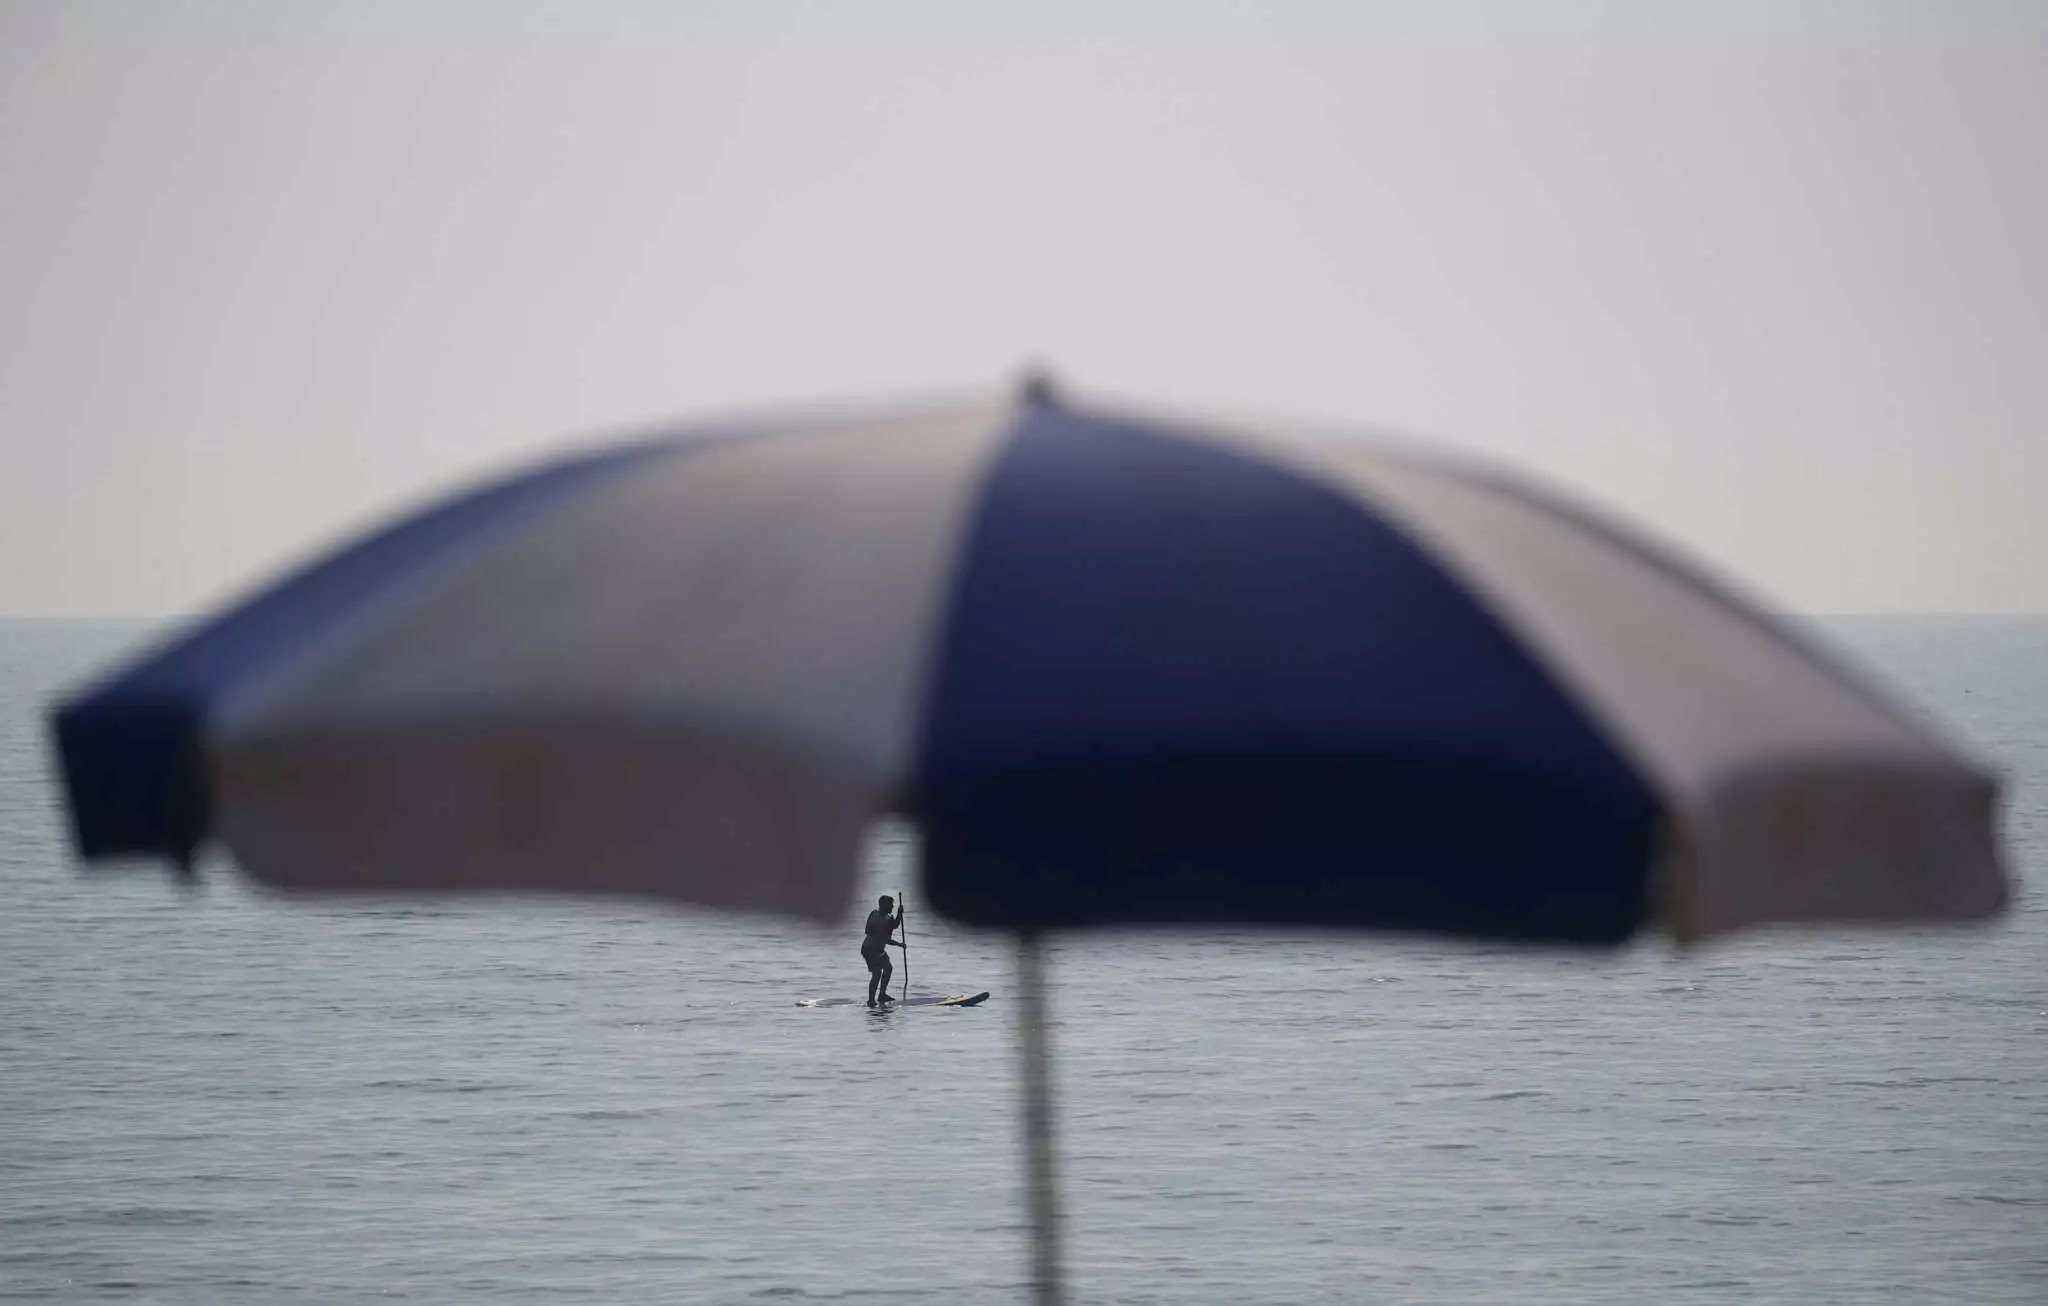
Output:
897,887,909,1001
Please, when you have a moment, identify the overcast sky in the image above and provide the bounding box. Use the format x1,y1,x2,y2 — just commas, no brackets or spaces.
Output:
2,0,2042,617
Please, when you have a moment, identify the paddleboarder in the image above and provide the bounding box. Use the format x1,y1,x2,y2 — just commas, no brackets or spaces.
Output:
863,894,905,1007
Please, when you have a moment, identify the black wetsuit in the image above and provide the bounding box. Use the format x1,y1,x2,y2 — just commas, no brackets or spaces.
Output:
863,908,897,1003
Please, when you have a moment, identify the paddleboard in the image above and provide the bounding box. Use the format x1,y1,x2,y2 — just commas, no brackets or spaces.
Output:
797,992,990,1008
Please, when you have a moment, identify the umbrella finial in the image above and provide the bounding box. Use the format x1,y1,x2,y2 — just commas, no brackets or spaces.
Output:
1018,364,1059,407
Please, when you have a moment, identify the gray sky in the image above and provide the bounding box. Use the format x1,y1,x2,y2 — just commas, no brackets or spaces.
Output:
3,0,2042,617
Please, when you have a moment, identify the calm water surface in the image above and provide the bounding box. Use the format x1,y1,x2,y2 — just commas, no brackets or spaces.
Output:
3,616,2043,1304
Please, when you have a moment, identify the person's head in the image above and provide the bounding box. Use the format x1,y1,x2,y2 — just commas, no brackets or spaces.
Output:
879,895,894,912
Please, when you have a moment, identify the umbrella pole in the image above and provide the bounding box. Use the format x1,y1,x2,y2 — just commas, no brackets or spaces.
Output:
899,887,909,1000
1017,931,1064,1306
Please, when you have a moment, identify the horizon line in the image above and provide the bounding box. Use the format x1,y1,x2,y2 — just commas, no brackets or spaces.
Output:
3,609,2046,623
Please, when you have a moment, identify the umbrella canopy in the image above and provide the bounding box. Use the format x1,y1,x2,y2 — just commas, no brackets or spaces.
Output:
51,377,2006,942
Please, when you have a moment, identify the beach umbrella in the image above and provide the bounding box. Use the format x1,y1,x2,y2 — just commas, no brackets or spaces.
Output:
49,374,2008,1304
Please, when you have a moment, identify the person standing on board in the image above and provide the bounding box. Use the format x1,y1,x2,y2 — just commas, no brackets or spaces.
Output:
864,894,905,1007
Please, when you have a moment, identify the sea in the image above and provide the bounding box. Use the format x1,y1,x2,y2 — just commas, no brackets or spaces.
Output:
2,616,2043,1305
